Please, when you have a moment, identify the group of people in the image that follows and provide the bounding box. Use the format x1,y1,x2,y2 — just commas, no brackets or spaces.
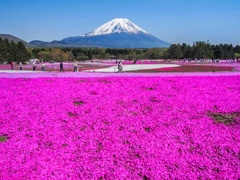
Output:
10,61,79,72
10,61,40,71
11,60,123,72
11,61,22,70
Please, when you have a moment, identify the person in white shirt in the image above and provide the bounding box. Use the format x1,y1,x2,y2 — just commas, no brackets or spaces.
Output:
73,61,78,72
19,62,22,70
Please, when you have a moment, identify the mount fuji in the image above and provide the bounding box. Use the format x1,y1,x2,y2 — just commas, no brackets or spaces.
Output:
30,18,170,48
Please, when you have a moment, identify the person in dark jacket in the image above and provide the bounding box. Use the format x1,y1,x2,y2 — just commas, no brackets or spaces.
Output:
60,62,64,72
32,63,36,71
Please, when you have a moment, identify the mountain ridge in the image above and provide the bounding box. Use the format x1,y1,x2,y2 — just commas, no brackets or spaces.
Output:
0,34,34,47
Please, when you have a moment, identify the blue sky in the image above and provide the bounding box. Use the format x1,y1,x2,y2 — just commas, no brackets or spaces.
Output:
0,0,240,45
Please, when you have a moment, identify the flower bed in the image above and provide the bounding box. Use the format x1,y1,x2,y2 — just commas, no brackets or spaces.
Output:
1,61,239,73
0,63,112,72
151,64,233,72
0,76,239,179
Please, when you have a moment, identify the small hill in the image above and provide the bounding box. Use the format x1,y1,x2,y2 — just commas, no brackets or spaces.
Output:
0,34,33,47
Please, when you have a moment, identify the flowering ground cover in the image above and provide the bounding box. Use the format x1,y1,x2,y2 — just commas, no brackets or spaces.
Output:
133,64,234,73
1,60,239,73
0,75,240,179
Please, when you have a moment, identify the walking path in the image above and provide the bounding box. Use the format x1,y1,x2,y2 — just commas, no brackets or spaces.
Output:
85,64,181,72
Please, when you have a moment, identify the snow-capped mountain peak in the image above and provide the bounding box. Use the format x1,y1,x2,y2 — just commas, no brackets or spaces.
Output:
83,18,149,36
30,18,170,48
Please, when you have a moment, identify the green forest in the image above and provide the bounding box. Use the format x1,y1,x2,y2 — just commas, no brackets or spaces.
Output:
0,37,240,63
0,38,31,64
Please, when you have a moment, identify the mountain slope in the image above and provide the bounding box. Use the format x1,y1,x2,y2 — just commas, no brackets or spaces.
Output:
0,34,33,47
62,32,170,48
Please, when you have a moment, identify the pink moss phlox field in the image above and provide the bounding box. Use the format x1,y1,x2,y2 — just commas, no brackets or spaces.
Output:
0,76,239,179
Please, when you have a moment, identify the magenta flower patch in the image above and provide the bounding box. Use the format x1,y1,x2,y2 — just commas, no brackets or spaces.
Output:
0,76,239,179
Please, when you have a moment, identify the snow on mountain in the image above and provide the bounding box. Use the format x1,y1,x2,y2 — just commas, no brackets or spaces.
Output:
30,18,170,48
83,18,149,36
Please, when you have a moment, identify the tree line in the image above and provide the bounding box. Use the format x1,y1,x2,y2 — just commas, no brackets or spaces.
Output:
31,47,168,61
0,37,240,63
167,41,240,60
0,37,31,64
30,43,240,62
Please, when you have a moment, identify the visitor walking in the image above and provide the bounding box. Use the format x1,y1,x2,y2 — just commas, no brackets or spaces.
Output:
60,62,64,72
32,62,36,71
41,62,46,71
10,61,15,70
118,60,123,72
19,62,22,70
73,61,78,72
